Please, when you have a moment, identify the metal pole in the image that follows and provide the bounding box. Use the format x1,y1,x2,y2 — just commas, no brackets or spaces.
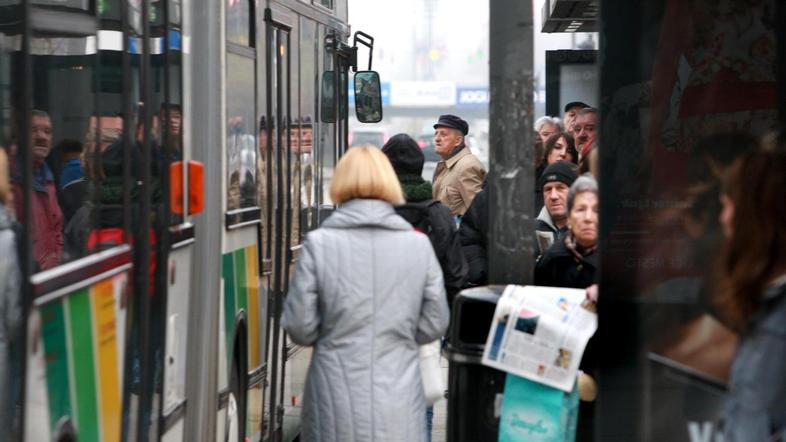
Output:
136,0,154,438
183,0,222,438
17,0,33,439
487,0,535,285
779,0,786,126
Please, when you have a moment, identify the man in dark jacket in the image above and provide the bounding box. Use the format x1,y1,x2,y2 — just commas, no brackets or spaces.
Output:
382,134,468,305
536,161,578,259
459,178,488,285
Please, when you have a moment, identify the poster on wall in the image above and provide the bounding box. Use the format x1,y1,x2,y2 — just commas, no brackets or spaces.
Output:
598,0,780,440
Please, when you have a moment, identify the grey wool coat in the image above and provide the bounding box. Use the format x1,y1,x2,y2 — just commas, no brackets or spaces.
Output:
282,198,450,442
0,204,21,431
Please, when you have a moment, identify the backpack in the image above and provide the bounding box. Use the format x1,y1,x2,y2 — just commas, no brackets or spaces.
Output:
397,199,469,304
395,199,441,239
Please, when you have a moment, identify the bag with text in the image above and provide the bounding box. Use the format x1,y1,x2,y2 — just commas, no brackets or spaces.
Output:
498,373,579,442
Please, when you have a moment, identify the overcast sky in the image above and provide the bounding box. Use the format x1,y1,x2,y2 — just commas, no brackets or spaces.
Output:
348,0,597,119
348,0,596,89
349,0,489,85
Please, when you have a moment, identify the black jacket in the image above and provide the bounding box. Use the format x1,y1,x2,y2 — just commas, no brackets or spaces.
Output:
459,182,488,286
535,206,569,260
396,200,468,305
534,236,597,289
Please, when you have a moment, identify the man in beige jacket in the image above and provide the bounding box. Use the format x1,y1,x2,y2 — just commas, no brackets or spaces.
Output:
431,114,486,218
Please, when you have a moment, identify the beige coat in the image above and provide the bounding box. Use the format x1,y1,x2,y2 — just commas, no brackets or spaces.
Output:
432,147,486,216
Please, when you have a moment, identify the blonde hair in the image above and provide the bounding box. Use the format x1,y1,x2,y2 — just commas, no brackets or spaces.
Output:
330,145,405,205
0,148,10,205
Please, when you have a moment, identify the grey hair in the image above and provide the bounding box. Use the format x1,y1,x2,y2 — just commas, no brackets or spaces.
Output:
577,107,598,117
31,109,50,119
567,174,598,212
534,116,562,132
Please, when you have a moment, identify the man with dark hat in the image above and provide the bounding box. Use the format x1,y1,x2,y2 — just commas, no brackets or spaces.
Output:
563,101,589,135
431,114,486,218
536,160,579,259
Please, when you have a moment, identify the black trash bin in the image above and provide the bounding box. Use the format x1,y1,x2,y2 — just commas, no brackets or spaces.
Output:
445,286,507,442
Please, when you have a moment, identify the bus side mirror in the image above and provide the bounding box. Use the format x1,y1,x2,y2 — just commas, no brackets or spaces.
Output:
354,71,382,123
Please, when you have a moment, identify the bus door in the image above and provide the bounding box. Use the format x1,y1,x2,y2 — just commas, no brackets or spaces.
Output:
121,0,198,440
219,0,263,441
262,6,295,441
149,0,197,440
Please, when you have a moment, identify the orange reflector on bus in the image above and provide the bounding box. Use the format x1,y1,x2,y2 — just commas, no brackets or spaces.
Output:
170,160,204,215
170,161,184,215
188,160,205,215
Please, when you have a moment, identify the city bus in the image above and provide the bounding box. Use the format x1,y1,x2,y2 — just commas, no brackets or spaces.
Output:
1,0,381,441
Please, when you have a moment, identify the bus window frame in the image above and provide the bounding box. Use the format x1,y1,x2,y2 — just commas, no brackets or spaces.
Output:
225,0,261,229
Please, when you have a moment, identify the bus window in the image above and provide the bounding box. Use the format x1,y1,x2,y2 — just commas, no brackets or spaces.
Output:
227,0,252,47
316,24,337,209
18,36,131,269
226,53,257,212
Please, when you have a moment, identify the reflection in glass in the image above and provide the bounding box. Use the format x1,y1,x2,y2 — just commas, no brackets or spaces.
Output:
22,34,109,269
288,116,302,247
299,118,314,233
354,71,382,123
33,0,89,10
10,110,63,270
315,0,333,10
299,18,318,235
319,71,346,123
317,27,336,207
226,0,251,46
226,53,257,211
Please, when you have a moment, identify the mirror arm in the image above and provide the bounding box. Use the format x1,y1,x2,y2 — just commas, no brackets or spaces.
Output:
326,31,358,71
353,31,374,70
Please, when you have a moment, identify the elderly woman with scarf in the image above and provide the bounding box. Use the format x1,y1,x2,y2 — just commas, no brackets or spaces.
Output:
534,174,599,442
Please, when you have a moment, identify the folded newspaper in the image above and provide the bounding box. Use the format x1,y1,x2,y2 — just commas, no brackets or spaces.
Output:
482,285,598,392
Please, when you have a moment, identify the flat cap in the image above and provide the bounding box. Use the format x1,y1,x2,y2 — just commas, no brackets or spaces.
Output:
564,101,590,113
433,114,469,136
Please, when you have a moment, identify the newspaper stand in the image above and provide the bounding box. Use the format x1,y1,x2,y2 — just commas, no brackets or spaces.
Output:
445,286,507,442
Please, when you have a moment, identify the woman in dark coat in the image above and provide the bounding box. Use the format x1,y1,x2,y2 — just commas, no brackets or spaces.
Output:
534,174,598,442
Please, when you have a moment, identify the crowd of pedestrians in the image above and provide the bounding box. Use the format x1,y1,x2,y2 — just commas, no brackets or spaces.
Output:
281,110,603,441
2,102,784,441
281,107,784,442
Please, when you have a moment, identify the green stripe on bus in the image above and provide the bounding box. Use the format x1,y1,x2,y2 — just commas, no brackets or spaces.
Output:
40,300,73,432
222,252,237,365
68,290,100,441
235,248,248,316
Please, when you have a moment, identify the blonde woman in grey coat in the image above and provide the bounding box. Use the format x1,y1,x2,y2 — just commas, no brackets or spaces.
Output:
282,146,450,442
